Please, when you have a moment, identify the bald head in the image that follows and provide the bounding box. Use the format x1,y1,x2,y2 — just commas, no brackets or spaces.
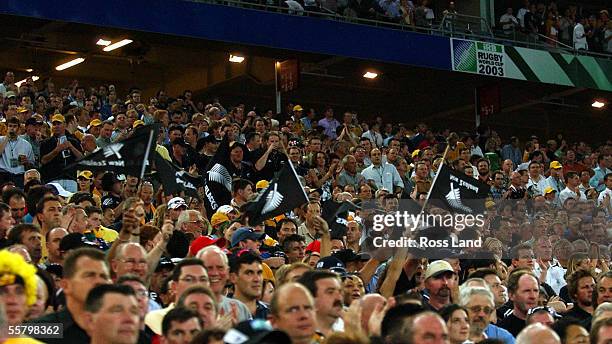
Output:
516,323,561,344
360,293,386,332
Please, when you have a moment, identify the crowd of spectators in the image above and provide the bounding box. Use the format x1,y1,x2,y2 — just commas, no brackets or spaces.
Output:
0,70,610,344
497,1,612,52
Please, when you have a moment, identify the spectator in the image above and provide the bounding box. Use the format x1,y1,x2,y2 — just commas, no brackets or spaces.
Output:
500,8,520,36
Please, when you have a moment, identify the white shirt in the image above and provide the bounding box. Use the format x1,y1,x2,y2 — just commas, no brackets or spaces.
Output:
527,175,548,196
517,8,529,27
500,14,518,32
574,23,588,50
534,259,566,295
361,162,404,192
0,136,34,175
559,186,586,206
598,187,612,215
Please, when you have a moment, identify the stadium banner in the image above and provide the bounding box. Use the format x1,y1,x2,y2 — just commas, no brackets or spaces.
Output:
451,38,612,91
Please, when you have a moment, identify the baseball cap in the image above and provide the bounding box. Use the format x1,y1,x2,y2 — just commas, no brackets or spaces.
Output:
217,205,237,215
411,149,421,158
51,114,65,123
189,236,221,256
25,117,43,126
59,233,103,252
132,120,145,129
331,249,361,264
255,180,269,191
167,197,187,210
316,256,345,270
89,119,103,127
77,170,93,180
172,138,189,147
224,319,291,344
46,183,73,198
5,91,16,98
231,227,265,248
211,212,230,227
544,186,556,195
293,105,303,112
305,240,321,253
549,161,562,169
424,260,455,280
155,257,175,272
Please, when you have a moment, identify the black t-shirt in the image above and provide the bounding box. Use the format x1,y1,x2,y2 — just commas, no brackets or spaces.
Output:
565,305,592,322
497,312,526,337
39,134,83,181
101,193,122,211
252,149,288,181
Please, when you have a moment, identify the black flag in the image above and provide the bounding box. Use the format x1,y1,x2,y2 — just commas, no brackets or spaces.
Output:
429,164,490,214
202,136,233,216
322,199,360,238
153,152,203,199
55,124,157,180
244,162,308,225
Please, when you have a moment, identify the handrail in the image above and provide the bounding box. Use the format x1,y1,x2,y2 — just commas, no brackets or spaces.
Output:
187,0,612,61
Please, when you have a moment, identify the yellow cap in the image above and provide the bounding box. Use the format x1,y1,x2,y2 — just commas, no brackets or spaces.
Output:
256,180,270,190
17,107,28,113
51,114,65,123
132,120,145,129
293,105,303,112
77,170,93,180
549,161,562,169
262,262,275,282
411,149,421,159
89,119,103,127
544,186,555,194
211,212,230,227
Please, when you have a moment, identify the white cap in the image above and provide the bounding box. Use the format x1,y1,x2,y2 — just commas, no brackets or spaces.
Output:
167,197,187,210
47,183,73,198
217,205,238,214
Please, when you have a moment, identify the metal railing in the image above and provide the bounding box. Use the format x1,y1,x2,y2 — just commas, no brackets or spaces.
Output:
188,0,612,60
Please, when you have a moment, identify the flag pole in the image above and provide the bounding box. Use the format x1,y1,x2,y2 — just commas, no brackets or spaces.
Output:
418,143,451,215
140,128,155,181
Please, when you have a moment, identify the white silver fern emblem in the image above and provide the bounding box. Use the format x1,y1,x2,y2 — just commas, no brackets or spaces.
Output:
262,183,283,214
208,163,232,192
445,183,473,213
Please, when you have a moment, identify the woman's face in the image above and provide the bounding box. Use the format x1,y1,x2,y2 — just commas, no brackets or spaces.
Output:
316,153,326,167
342,276,365,306
447,309,470,344
261,281,275,304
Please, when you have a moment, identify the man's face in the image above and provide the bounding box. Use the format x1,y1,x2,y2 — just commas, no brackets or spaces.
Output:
416,164,429,179
8,196,25,221
47,228,67,261
574,276,595,307
412,315,449,344
77,177,91,192
529,163,541,176
514,249,535,270
597,277,612,304
305,203,321,222
344,156,357,173
239,239,261,253
425,272,454,300
493,174,503,187
359,185,372,200
174,265,210,300
278,222,297,243
87,212,102,230
7,123,18,138
71,208,89,233
162,318,201,344
535,238,553,261
270,287,316,342
568,175,580,187
183,293,217,329
286,241,306,263
370,149,382,165
0,284,27,325
40,200,62,229
200,252,227,295
114,245,148,280
346,222,360,243
21,230,42,263
121,280,149,321
511,275,539,313
89,293,140,344
63,256,111,304
115,114,127,129
502,159,513,172
101,124,113,138
0,210,15,233
314,277,343,320
484,274,506,307
529,312,554,327
466,294,494,334
232,262,263,300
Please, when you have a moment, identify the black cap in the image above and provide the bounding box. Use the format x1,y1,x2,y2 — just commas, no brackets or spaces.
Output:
331,249,361,264
25,117,43,126
59,233,103,252
172,138,189,147
225,320,291,344
315,256,345,270
155,257,175,272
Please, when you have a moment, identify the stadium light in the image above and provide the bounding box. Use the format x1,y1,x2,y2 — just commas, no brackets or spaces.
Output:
55,57,85,71
103,39,133,52
592,100,606,109
229,54,245,63
363,71,378,79
96,38,112,46
15,76,39,88
25,68,33,73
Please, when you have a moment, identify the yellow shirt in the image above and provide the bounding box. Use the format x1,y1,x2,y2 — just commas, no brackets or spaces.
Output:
156,145,171,161
93,225,119,243
4,337,45,344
